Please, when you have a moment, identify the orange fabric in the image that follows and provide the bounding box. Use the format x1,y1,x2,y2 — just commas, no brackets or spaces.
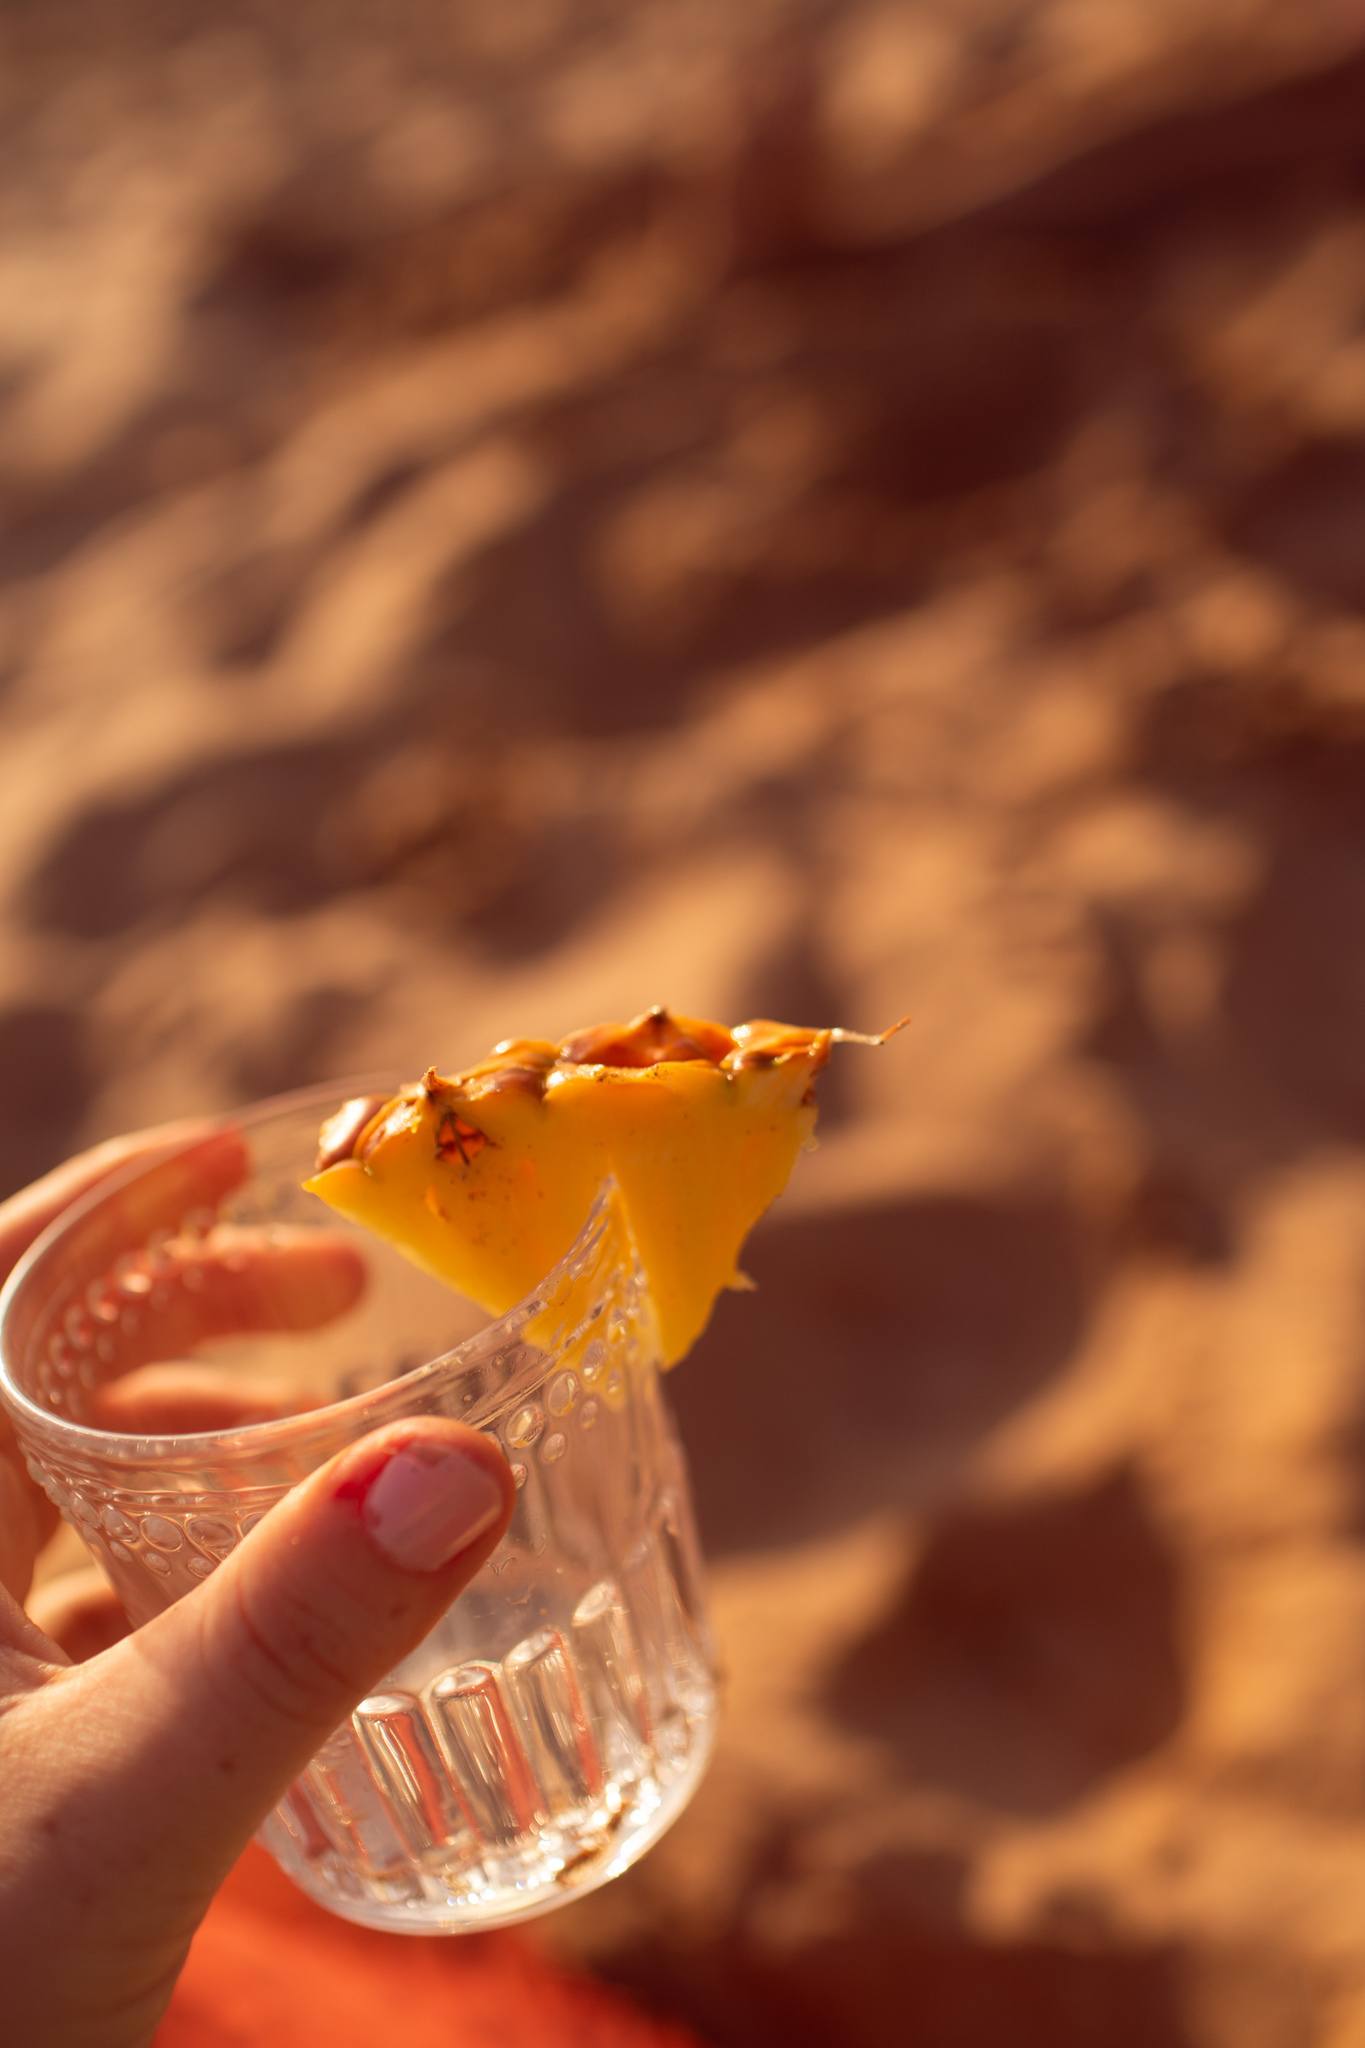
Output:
159,1846,701,2048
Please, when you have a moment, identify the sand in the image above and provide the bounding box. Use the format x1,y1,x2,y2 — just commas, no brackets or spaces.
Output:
2,4,1364,2042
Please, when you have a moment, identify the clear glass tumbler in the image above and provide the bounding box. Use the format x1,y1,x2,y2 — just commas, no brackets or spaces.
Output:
0,1084,718,1933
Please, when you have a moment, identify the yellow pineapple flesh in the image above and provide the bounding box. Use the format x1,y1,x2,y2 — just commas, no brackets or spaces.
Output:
304,1007,901,1365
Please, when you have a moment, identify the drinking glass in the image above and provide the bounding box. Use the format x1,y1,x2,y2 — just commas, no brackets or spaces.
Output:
0,1084,717,1933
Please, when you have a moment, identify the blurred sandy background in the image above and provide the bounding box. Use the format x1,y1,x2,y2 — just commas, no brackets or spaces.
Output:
4,3,1365,2042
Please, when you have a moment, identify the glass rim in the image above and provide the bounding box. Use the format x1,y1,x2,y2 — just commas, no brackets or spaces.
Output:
0,1075,616,1474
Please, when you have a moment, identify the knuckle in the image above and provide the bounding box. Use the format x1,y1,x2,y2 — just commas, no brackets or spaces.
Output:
223,1569,357,1730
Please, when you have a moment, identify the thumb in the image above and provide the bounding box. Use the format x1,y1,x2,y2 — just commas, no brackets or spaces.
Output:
60,1420,515,1917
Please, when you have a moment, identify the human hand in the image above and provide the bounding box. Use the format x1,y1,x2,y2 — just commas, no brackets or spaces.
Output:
0,1128,515,2048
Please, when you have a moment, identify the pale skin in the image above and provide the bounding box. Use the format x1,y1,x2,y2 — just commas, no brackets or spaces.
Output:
0,1127,517,2048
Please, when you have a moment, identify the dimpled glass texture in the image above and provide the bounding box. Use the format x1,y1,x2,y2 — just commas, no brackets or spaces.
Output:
0,1084,717,1932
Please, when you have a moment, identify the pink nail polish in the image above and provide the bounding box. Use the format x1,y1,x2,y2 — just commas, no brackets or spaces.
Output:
361,1440,505,1571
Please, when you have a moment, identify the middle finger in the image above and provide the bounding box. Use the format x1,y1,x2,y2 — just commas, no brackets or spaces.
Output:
77,1227,366,1388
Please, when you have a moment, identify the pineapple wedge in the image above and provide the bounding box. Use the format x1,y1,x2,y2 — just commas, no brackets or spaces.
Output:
304,1007,902,1365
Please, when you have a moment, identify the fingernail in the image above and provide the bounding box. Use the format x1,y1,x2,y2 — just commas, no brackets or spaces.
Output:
361,1440,505,1571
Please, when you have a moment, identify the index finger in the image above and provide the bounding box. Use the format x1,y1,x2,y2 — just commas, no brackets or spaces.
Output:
0,1126,250,1283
